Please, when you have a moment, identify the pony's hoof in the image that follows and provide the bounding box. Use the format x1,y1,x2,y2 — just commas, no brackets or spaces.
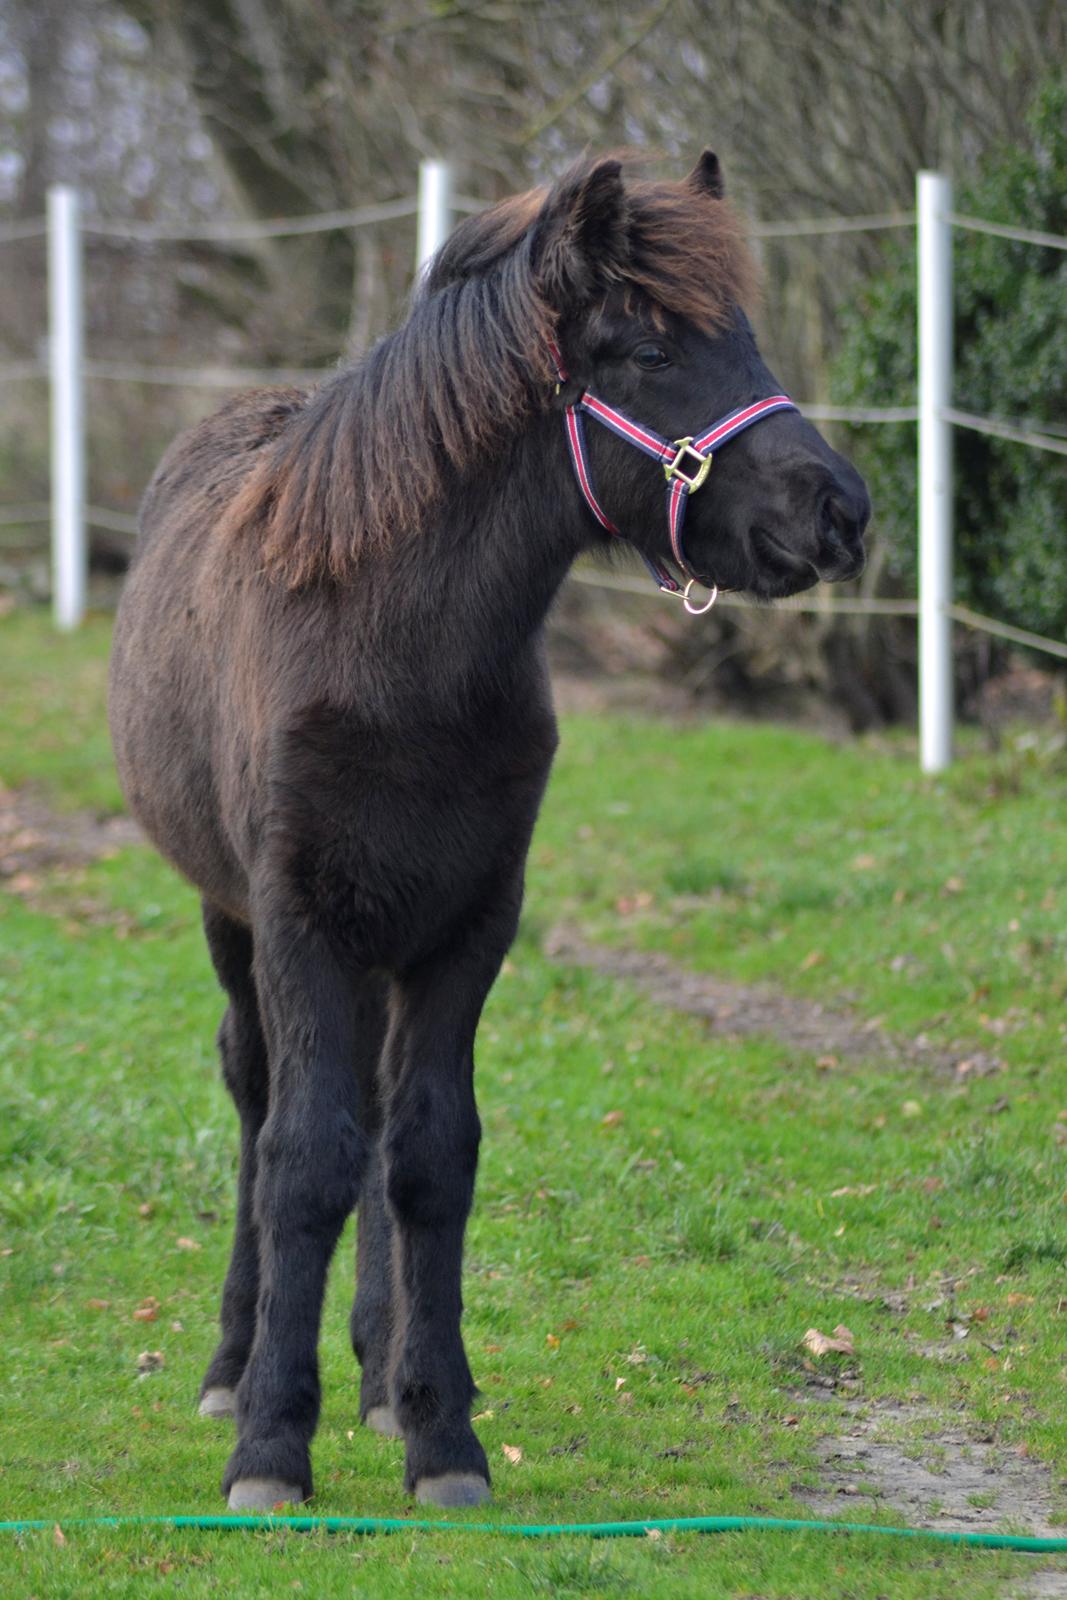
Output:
364,1405,403,1439
414,1473,491,1508
199,1387,237,1419
227,1477,304,1512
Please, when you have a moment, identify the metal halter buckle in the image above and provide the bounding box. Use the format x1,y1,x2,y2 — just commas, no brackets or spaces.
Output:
663,438,712,492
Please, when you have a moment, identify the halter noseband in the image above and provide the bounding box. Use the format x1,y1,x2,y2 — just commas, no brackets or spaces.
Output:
549,341,798,615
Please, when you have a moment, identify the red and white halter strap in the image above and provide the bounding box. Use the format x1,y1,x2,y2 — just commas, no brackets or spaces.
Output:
548,340,797,615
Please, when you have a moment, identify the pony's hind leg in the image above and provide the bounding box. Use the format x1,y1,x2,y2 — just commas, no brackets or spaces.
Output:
351,1144,402,1437
347,975,400,1437
199,902,269,1420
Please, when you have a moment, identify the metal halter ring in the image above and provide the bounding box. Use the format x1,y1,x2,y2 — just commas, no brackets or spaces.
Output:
681,579,719,616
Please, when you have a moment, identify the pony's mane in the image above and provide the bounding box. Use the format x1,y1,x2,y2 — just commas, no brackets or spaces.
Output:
221,158,756,587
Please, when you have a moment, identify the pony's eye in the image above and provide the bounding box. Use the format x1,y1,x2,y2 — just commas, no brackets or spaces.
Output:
632,343,670,371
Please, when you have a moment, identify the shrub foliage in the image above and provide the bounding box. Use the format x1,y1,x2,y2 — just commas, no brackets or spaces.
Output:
832,79,1067,641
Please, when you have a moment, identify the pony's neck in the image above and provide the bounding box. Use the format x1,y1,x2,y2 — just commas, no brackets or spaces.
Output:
375,410,596,687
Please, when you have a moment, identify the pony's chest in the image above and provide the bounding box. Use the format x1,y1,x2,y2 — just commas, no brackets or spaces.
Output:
266,718,554,962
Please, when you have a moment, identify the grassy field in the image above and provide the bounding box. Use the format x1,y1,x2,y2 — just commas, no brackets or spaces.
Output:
2,607,1067,1597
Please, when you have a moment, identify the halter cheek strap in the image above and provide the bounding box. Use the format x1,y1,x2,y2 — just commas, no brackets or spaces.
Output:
549,340,797,614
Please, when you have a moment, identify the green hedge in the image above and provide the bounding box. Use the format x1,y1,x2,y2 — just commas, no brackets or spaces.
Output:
832,78,1067,641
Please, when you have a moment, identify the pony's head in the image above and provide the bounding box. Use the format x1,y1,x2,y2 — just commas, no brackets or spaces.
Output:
431,152,869,600
237,152,867,596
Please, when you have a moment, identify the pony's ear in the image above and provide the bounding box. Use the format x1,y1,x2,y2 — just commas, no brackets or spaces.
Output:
533,158,629,306
687,149,725,199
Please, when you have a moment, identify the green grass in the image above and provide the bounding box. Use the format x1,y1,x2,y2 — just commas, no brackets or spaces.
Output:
2,607,1066,1596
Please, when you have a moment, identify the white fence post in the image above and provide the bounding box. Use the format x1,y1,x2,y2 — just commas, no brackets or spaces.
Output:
416,159,453,275
48,184,86,630
917,171,954,773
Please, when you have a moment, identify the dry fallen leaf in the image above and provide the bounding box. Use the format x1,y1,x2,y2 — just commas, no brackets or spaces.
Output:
53,1523,67,1548
799,949,824,971
601,1110,624,1127
175,1237,201,1251
803,1325,855,1358
545,1333,560,1349
133,1297,160,1323
86,1298,110,1312
502,1444,522,1464
136,1350,165,1375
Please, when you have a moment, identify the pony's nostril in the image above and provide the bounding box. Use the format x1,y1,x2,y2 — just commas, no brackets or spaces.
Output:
822,485,870,549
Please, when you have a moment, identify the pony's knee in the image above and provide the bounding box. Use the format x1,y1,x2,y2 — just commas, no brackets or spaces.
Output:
255,1115,365,1230
384,1109,480,1230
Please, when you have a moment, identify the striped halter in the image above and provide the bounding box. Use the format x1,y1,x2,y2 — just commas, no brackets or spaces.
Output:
549,341,797,615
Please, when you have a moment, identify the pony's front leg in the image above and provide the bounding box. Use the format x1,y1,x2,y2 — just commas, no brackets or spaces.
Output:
383,911,515,1507
222,922,367,1511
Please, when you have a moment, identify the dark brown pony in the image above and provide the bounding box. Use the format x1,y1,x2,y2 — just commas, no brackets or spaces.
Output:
109,152,869,1511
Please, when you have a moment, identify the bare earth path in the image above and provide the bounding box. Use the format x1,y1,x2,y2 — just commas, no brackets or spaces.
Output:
0,781,140,883
544,923,1003,1077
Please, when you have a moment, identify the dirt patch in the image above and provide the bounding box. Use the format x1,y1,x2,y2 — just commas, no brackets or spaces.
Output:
545,924,1003,1076
795,1394,1065,1539
1027,1573,1067,1598
0,781,141,892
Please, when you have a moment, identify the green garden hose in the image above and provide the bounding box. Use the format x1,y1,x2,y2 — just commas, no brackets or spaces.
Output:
2,1513,1066,1551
